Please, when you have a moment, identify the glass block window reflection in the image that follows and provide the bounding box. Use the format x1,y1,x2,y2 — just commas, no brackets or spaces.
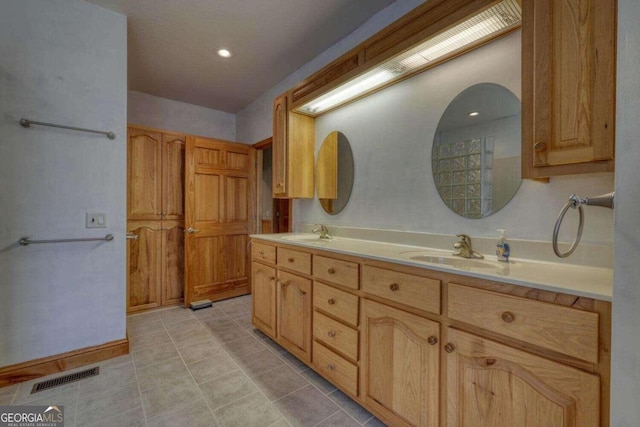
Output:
433,137,494,218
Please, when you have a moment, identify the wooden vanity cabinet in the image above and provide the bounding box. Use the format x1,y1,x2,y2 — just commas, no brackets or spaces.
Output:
272,93,315,199
250,239,611,427
445,328,600,427
522,0,616,178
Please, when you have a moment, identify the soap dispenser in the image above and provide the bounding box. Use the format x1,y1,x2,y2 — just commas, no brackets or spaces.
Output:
496,229,510,263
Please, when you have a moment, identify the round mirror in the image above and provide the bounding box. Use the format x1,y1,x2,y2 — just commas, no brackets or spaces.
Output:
432,83,522,218
316,131,354,215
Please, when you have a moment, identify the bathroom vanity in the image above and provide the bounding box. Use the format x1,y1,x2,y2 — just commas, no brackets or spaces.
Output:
250,233,611,427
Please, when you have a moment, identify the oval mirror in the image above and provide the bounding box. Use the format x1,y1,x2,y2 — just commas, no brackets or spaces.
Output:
432,83,522,218
316,131,354,215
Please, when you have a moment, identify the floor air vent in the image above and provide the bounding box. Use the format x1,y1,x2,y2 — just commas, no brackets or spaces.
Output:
31,366,99,394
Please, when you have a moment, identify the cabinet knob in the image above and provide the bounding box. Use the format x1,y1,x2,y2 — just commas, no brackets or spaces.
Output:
534,142,547,152
327,330,336,338
501,311,515,323
427,336,438,345
389,283,400,292
269,276,276,281
328,268,336,274
288,258,294,263
327,298,336,305
326,364,335,371
259,250,264,255
444,343,456,353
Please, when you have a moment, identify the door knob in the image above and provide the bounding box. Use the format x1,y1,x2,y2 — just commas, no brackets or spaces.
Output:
186,227,201,234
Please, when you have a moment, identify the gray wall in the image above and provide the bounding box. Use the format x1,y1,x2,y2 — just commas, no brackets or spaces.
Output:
297,31,614,244
128,90,236,141
0,0,127,366
611,0,640,424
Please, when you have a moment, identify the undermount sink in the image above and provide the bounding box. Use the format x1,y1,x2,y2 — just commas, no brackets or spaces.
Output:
399,250,503,270
280,234,333,243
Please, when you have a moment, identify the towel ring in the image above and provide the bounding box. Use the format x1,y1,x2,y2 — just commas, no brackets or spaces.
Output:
552,192,615,258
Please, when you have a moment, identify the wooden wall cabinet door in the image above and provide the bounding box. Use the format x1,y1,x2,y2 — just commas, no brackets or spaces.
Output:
522,0,616,178
128,128,162,219
445,328,600,427
252,261,277,338
162,133,185,220
272,94,315,199
127,223,162,312
277,270,312,363
360,299,440,427
161,221,185,306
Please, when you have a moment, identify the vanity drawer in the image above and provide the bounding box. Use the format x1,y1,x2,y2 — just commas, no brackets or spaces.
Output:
314,255,359,290
447,283,599,363
362,266,441,314
252,242,276,264
314,282,359,327
277,247,311,275
313,341,358,396
313,311,358,361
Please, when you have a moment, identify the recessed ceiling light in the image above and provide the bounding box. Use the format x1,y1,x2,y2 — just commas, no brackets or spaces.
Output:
468,111,480,117
217,49,232,58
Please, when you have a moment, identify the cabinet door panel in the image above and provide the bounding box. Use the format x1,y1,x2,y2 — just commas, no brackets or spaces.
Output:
162,222,184,305
128,129,162,219
361,299,439,427
162,133,185,220
446,328,599,427
277,270,311,362
272,95,287,196
252,262,277,338
127,223,162,312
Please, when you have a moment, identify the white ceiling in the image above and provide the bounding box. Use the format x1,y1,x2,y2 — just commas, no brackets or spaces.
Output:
86,0,395,113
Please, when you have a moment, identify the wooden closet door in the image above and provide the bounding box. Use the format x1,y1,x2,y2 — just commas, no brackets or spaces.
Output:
128,128,162,220
162,133,185,220
127,222,162,312
162,221,184,305
184,137,256,306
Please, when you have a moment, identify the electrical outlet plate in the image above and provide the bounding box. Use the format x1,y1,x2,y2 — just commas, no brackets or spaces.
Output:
86,213,107,228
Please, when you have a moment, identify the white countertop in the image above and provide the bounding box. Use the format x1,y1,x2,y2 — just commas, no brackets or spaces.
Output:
251,233,613,301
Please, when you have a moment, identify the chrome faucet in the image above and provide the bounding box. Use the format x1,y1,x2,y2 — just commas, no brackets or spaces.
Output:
312,224,331,240
453,234,484,259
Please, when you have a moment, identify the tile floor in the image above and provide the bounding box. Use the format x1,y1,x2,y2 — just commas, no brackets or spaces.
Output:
1,295,387,427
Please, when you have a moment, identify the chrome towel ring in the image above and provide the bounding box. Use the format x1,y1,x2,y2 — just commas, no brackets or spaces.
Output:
552,192,615,258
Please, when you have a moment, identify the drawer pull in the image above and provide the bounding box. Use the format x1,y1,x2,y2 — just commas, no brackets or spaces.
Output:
288,257,294,263
445,343,456,353
327,330,336,338
327,298,336,305
427,335,438,345
501,311,515,323
389,283,400,292
327,364,335,371
328,268,336,274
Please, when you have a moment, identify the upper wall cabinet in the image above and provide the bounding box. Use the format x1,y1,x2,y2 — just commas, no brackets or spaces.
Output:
127,126,185,219
522,0,616,179
272,94,315,199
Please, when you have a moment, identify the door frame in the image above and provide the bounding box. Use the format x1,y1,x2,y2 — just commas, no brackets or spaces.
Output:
253,137,292,233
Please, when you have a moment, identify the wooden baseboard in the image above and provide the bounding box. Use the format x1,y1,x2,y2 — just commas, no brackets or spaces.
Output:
0,338,129,388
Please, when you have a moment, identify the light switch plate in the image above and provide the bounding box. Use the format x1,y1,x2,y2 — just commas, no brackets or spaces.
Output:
86,213,107,228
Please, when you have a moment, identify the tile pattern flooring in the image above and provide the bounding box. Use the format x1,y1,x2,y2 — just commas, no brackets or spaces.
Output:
1,295,387,427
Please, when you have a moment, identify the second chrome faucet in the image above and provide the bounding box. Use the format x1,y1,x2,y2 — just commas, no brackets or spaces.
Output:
453,234,484,259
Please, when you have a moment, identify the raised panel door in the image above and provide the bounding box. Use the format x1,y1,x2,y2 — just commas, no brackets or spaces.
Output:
162,133,185,220
446,328,599,427
127,223,162,312
277,270,311,363
128,128,162,219
252,261,277,338
361,299,440,427
162,221,184,305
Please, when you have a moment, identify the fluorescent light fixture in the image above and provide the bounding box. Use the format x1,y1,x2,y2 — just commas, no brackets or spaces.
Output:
296,0,521,116
217,48,232,58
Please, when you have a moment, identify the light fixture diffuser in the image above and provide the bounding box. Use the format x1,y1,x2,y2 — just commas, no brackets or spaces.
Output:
296,0,521,116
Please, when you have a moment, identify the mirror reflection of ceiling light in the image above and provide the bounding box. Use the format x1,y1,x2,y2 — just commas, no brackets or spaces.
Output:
297,0,521,116
217,48,232,58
